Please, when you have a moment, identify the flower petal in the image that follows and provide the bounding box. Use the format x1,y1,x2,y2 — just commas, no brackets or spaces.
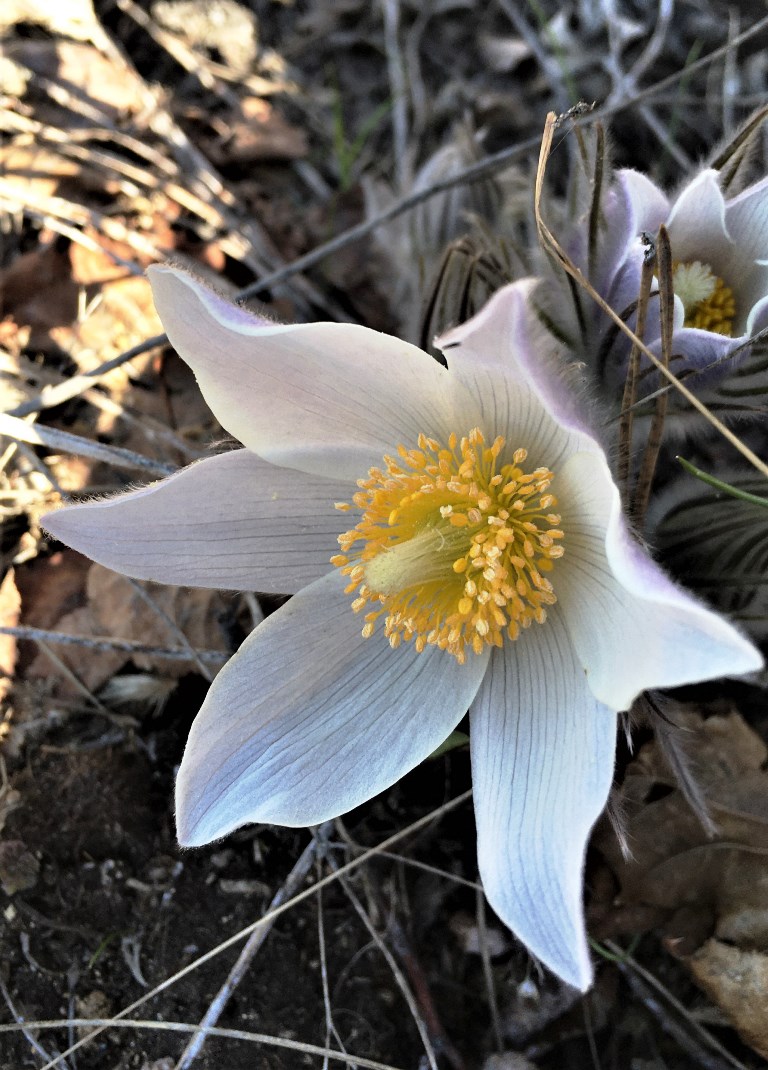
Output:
746,292,768,337
555,450,763,710
664,327,745,385
470,608,616,990
666,169,732,268
42,450,349,594
437,281,601,469
617,169,669,235
723,174,768,266
176,571,489,844
148,265,457,481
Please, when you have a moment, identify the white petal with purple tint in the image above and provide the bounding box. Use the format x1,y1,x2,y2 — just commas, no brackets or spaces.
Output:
470,609,616,990
176,571,489,845
148,265,459,481
555,450,763,710
43,450,348,594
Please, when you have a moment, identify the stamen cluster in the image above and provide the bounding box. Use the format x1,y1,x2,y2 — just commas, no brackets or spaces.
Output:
331,429,564,663
672,259,736,336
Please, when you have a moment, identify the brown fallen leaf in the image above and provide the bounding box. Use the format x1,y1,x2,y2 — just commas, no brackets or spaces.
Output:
0,239,79,342
687,938,768,1058
597,710,768,926
195,96,308,166
24,562,231,699
594,707,768,1060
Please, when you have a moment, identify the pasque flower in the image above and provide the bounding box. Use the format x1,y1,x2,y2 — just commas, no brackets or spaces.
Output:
42,266,762,990
551,167,768,393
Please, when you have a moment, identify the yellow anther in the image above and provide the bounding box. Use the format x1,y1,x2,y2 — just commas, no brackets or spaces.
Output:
331,429,565,661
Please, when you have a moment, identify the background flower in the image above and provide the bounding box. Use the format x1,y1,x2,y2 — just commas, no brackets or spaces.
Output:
542,165,768,400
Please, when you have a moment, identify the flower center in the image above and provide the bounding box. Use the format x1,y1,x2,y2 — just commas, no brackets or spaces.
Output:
671,259,736,336
330,428,564,663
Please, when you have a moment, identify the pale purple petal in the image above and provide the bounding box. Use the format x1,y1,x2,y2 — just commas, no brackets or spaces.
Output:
470,608,616,990
594,181,641,292
723,174,768,267
746,292,768,337
176,571,489,844
42,451,349,594
436,282,602,470
554,450,763,711
663,327,747,385
617,169,669,234
666,170,731,267
148,265,458,482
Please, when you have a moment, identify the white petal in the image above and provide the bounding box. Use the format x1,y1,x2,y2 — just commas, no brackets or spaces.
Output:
554,450,763,710
436,281,601,470
148,265,457,481
746,292,768,337
724,175,768,266
617,169,669,234
470,608,616,990
176,571,489,844
666,170,732,268
42,451,348,594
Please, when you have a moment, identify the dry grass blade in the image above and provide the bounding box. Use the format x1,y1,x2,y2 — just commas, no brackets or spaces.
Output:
632,223,674,524
534,110,768,481
326,856,442,1070
711,104,768,190
0,1018,407,1070
618,241,656,491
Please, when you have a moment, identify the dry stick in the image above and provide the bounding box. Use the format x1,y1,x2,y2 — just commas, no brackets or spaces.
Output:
618,244,656,492
381,0,410,192
632,223,674,524
476,886,503,1054
534,111,768,481
316,878,349,1070
174,825,331,1070
35,640,116,717
126,578,215,683
0,625,228,665
6,14,768,426
38,790,473,1070
0,413,175,476
6,334,166,419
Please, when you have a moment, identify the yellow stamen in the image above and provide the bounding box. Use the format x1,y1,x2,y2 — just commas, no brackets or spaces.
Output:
332,429,564,663
672,259,736,336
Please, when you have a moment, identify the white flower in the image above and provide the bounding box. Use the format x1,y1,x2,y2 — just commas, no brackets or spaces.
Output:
42,266,762,990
